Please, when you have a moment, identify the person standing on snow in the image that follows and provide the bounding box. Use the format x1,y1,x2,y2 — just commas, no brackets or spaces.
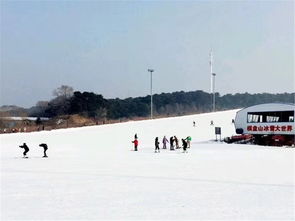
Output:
162,136,169,149
186,136,192,148
39,143,48,158
155,137,160,153
182,139,188,153
174,136,180,149
132,137,138,151
170,136,175,150
19,143,29,158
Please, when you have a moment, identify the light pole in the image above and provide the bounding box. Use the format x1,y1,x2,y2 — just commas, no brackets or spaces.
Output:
209,51,216,112
148,69,154,119
212,73,216,112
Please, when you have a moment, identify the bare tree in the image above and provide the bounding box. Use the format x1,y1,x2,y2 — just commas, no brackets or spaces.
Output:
53,85,74,99
36,101,49,108
49,85,74,116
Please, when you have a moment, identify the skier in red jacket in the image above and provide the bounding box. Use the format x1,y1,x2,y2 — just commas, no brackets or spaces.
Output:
132,138,138,151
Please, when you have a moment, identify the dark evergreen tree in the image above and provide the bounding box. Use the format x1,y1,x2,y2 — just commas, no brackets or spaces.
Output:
30,89,294,121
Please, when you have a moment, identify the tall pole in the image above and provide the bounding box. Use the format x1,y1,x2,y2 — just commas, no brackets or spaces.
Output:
212,73,216,112
148,69,154,119
210,51,216,112
210,50,213,94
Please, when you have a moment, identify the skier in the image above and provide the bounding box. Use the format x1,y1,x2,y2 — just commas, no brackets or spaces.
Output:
132,138,138,151
174,136,180,149
155,137,160,153
162,136,169,149
186,136,192,148
193,121,196,127
182,139,188,153
170,136,175,150
39,143,48,158
19,143,29,158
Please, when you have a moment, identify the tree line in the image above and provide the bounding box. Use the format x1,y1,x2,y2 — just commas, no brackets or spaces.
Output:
28,86,295,121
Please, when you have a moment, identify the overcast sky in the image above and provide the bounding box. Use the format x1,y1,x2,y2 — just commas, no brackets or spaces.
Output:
0,0,294,108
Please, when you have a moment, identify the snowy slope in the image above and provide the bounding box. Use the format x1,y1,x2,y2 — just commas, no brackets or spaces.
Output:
1,109,294,220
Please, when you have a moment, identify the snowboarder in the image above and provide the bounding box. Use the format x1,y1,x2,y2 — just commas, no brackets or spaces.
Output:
19,143,29,158
132,138,138,151
155,137,160,153
170,136,175,150
39,143,48,158
186,136,192,148
182,139,188,153
162,136,169,149
174,136,180,149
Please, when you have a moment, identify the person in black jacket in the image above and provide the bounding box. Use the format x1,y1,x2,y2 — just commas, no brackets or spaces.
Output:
170,136,175,150
182,139,188,153
39,143,48,157
155,137,160,153
174,136,180,149
19,143,29,158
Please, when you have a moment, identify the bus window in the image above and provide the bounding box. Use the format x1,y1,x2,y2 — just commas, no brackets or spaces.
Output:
248,111,294,123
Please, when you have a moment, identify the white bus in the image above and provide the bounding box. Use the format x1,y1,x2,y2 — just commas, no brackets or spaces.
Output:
234,103,295,146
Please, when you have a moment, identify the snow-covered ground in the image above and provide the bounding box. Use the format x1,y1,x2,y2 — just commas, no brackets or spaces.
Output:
1,109,294,220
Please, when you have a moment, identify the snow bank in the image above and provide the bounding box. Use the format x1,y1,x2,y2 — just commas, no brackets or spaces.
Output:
1,109,294,220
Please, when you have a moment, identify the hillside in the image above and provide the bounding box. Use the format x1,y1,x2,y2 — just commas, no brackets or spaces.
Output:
1,109,294,220
29,90,295,119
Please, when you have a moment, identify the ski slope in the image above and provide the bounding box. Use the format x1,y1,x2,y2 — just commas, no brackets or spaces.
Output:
1,109,294,220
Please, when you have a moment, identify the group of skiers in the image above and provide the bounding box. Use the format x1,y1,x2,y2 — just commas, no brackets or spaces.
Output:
19,143,48,158
155,135,191,153
132,134,191,153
